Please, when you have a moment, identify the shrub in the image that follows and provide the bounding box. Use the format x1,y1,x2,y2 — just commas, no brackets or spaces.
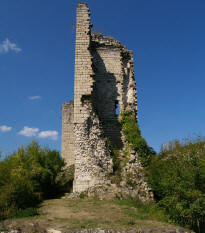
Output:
147,138,205,232
0,141,65,220
11,208,39,219
56,164,75,194
79,190,88,199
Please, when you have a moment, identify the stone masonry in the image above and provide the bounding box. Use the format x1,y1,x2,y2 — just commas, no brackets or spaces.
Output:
62,101,74,166
62,3,153,201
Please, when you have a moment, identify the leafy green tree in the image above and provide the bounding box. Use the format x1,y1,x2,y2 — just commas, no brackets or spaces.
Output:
0,141,65,220
147,139,205,232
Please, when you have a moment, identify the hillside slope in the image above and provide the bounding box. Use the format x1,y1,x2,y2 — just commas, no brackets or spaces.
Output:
1,197,193,233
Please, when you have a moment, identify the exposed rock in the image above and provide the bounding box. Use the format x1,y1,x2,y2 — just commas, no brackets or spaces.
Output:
0,227,194,233
1,221,46,233
120,151,154,202
65,229,194,233
1,222,194,233
47,228,62,233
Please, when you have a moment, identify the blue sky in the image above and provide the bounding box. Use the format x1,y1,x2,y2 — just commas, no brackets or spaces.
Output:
0,0,205,156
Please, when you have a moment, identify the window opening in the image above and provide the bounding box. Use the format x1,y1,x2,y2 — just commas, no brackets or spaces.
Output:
115,100,119,116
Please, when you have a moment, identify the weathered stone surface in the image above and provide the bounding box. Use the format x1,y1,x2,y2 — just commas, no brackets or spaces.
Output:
62,101,74,166
47,229,62,233
61,2,151,200
64,228,194,233
120,151,154,202
73,109,113,192
1,221,46,233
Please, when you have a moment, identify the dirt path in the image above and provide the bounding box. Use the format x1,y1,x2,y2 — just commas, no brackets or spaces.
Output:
3,197,179,232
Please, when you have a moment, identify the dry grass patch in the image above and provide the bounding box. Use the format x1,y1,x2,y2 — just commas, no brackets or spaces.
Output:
4,197,175,231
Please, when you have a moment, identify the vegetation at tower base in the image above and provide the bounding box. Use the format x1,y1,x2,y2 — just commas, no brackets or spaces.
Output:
56,164,75,193
103,111,155,202
1,137,205,232
147,138,205,233
108,110,156,184
109,111,205,232
108,143,130,185
0,141,65,220
119,110,156,167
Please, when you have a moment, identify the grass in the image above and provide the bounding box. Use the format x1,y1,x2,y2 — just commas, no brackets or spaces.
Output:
1,197,178,231
0,224,8,232
11,207,39,219
114,199,169,223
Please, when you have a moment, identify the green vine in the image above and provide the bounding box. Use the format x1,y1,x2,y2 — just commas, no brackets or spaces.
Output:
119,111,155,167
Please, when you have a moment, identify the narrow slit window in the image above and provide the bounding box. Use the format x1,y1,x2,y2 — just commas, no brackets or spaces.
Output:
115,100,119,116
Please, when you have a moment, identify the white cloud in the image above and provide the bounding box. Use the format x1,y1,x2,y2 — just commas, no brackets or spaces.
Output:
0,38,22,54
38,131,58,140
0,125,12,132
18,126,39,137
28,96,41,100
18,126,58,141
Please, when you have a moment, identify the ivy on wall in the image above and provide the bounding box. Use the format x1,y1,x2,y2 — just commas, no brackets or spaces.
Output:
119,111,155,167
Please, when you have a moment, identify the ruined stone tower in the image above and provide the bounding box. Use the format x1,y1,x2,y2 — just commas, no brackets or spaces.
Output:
62,3,153,201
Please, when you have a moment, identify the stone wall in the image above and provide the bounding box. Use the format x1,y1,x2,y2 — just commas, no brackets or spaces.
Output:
62,2,152,201
72,3,113,192
74,3,94,124
91,45,123,149
91,34,138,149
61,101,74,166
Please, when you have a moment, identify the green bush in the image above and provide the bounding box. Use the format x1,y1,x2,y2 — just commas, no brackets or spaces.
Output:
79,190,88,199
11,208,39,219
147,139,205,232
0,141,65,220
120,111,155,167
56,164,75,193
